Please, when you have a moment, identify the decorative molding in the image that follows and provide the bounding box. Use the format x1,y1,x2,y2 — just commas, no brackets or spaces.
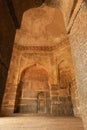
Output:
14,37,69,52
23,53,52,58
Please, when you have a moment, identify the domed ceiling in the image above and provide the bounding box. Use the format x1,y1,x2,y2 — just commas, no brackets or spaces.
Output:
15,3,67,47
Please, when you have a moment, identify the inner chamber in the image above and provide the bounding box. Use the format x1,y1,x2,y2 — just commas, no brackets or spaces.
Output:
14,64,50,114
12,2,76,116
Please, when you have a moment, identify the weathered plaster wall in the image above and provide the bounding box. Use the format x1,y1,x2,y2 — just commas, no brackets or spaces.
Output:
58,0,87,130
59,0,87,129
69,2,87,129
60,0,83,33
1,42,75,116
54,43,79,116
15,4,66,46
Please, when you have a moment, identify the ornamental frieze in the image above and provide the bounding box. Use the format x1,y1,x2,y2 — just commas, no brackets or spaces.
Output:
14,38,69,52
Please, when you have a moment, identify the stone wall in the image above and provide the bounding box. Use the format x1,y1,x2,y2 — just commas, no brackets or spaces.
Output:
69,2,87,129
1,41,75,116
60,0,87,129
53,44,78,116
14,64,50,113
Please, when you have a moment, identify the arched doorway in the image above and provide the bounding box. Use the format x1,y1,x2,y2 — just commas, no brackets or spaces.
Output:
14,64,50,114
37,91,50,114
1,0,78,118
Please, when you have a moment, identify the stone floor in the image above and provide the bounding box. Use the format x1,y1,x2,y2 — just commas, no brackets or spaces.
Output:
0,115,84,130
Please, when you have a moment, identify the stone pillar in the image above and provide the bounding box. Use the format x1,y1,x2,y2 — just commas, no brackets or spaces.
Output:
1,83,17,116
1,49,21,116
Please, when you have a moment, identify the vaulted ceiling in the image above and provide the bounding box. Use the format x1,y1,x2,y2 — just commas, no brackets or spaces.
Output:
15,3,67,47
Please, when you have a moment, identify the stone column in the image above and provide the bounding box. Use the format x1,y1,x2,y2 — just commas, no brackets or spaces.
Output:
1,49,21,116
1,83,18,115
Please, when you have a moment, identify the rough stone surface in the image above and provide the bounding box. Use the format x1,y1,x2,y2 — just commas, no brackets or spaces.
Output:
60,0,87,129
69,2,87,129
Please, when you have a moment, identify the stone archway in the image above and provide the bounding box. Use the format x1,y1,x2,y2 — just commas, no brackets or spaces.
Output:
1,0,80,119
0,0,87,129
14,64,50,114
